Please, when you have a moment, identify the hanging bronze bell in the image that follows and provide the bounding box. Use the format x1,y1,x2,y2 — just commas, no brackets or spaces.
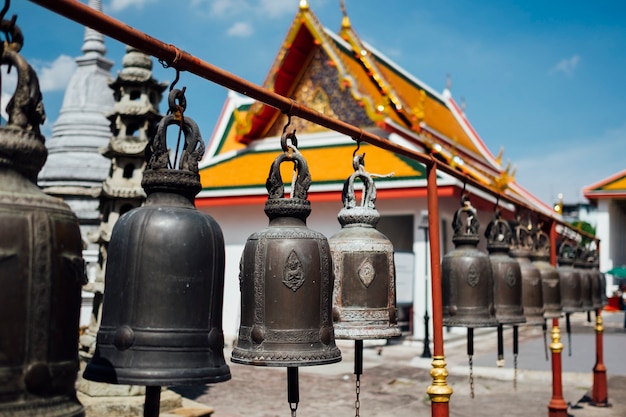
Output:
232,130,341,366
557,242,583,313
590,251,608,308
329,154,400,340
588,251,604,311
509,218,544,325
84,89,231,386
442,195,497,327
574,247,593,312
484,210,525,325
531,229,562,319
0,23,84,417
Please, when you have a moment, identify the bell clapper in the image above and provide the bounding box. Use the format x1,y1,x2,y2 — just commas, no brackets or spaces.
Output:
565,313,572,356
287,367,299,417
542,319,549,361
513,325,519,390
354,340,363,416
496,324,504,367
144,385,161,417
467,327,474,399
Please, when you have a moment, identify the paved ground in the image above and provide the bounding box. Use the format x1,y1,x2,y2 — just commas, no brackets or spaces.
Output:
172,311,626,417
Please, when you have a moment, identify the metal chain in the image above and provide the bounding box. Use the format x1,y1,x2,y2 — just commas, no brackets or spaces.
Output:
469,355,474,399
513,353,518,390
354,374,361,417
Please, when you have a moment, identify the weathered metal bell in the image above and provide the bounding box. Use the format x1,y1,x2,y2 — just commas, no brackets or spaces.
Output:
84,90,231,386
588,251,604,311
590,251,608,308
232,130,341,366
557,243,583,313
0,26,84,416
329,154,400,340
531,229,562,318
484,210,525,325
509,219,544,325
442,195,497,327
574,248,593,312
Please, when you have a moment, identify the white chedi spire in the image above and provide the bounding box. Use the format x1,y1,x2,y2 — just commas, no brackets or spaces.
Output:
38,0,115,249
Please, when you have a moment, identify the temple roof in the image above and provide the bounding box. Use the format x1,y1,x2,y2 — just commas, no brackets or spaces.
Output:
583,169,626,200
198,2,552,214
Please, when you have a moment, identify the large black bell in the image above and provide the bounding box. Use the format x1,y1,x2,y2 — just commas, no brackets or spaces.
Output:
84,90,230,386
531,229,562,319
484,210,525,325
232,130,341,366
0,23,84,417
557,243,583,313
442,195,497,327
329,154,400,340
509,219,544,326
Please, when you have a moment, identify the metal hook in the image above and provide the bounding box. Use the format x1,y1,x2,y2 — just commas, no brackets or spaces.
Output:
0,0,10,22
169,68,180,92
282,114,292,135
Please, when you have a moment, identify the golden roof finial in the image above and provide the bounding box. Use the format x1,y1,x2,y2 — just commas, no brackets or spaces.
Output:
299,0,309,11
446,73,452,91
340,0,351,28
461,96,466,113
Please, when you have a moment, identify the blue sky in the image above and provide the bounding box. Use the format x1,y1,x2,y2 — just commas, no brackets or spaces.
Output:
6,0,626,205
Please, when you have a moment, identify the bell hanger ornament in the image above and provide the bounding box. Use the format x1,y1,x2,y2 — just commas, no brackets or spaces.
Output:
509,217,545,326
328,150,399,415
329,152,400,340
557,241,583,356
442,194,496,328
232,126,341,367
531,227,563,319
0,14,85,417
484,208,524,384
232,124,340,415
84,88,231,389
442,193,496,398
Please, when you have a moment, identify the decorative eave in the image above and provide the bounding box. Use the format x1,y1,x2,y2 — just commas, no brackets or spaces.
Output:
583,169,626,200
100,136,149,157
237,4,379,143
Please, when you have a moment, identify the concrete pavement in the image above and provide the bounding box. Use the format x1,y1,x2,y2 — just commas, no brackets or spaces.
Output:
172,310,626,416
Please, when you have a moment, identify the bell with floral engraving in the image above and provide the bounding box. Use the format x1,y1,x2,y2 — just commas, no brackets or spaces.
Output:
531,229,562,319
484,210,525,325
0,20,84,417
510,218,545,326
232,130,341,367
84,89,231,386
329,154,400,340
442,195,497,328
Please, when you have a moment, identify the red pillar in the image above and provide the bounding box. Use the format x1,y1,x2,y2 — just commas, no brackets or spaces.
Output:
547,223,568,417
425,160,452,417
591,309,609,406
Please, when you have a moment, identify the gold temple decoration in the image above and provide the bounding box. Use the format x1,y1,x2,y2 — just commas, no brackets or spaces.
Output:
549,323,563,354
595,313,604,333
426,356,454,403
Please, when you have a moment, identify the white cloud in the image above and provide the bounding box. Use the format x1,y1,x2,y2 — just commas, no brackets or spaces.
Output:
227,22,254,38
108,0,157,12
549,55,580,77
514,123,626,204
36,55,76,93
192,0,295,19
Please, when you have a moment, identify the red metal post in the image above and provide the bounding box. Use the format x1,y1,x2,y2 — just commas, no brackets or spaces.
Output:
425,161,452,417
591,308,608,406
547,222,568,417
